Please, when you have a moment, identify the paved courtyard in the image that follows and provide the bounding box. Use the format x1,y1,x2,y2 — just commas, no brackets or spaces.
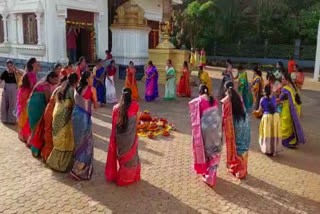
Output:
1,68,320,214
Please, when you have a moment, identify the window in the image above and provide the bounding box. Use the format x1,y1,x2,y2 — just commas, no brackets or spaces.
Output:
0,16,4,43
23,13,37,44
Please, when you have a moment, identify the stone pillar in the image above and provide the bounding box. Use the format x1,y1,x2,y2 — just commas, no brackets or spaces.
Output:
2,14,8,43
314,20,320,81
56,7,68,63
11,14,18,44
35,13,42,45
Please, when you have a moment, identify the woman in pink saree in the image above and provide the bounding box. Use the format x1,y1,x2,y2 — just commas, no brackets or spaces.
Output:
105,88,140,186
145,61,158,102
189,84,222,187
17,58,39,143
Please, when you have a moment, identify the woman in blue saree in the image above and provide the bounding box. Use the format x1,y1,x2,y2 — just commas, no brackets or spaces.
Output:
70,71,99,180
93,59,106,105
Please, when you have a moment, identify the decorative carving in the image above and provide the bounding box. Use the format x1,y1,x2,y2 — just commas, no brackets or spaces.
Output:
157,21,175,49
112,0,149,29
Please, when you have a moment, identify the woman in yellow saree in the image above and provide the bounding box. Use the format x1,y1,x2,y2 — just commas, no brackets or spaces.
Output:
46,73,78,172
251,67,264,111
198,66,212,95
279,73,305,148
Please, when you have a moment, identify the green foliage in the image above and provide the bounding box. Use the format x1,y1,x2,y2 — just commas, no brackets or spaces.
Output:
176,0,320,50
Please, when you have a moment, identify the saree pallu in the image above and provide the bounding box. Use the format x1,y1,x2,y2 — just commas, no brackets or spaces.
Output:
106,102,140,186
41,93,57,161
222,97,250,179
280,86,305,148
70,93,94,180
125,68,140,101
177,69,191,97
1,83,17,124
145,66,159,102
105,76,118,104
164,68,176,101
47,92,75,172
259,113,282,156
17,88,32,142
28,92,47,155
238,73,253,111
93,67,106,104
189,98,222,187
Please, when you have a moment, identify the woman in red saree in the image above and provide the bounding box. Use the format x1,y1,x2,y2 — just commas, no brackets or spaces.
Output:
221,81,251,179
177,61,191,97
105,88,140,186
125,61,140,101
17,58,39,142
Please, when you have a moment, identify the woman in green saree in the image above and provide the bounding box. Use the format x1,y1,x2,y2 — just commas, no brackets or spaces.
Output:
164,59,176,101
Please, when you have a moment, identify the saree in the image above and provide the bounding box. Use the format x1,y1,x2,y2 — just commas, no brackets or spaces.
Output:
199,71,212,95
29,83,52,156
177,67,191,97
200,51,206,66
93,67,106,104
252,75,264,111
222,97,250,179
41,90,58,161
195,51,200,66
47,87,75,172
145,66,159,102
105,101,141,186
259,97,282,156
189,97,222,187
1,83,17,124
280,86,305,148
125,68,140,101
164,67,176,101
17,72,36,142
238,72,253,111
105,67,118,104
70,88,94,180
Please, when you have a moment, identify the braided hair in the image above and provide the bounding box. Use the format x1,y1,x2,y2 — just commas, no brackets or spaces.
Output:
117,88,132,132
264,85,275,114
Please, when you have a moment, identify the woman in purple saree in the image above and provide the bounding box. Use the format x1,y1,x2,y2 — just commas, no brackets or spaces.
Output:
145,61,159,102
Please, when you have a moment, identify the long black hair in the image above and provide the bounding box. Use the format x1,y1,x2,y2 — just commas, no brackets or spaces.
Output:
117,88,132,132
199,84,214,106
264,85,275,114
225,81,246,122
283,72,302,105
76,71,91,95
21,58,37,88
58,73,78,101
253,66,262,77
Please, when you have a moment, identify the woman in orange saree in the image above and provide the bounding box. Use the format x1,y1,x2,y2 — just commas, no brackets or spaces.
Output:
17,58,39,143
105,88,141,186
222,81,251,179
177,61,191,97
125,61,140,101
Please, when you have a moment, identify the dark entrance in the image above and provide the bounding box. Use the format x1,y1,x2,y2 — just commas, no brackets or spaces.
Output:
66,9,95,63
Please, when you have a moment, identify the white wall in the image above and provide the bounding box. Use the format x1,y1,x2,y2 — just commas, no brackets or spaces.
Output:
0,0,108,63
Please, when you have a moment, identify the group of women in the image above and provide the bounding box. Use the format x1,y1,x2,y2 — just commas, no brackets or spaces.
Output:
1,55,306,188
189,59,305,187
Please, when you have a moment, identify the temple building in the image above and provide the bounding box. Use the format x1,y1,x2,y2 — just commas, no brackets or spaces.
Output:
0,0,181,71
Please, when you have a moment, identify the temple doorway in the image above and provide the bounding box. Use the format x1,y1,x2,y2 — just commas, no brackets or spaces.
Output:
66,9,96,63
